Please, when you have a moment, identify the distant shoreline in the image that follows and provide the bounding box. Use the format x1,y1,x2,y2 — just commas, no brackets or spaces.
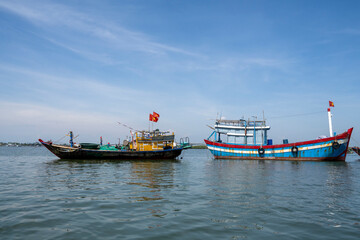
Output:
0,142,42,147
3,143,355,153
190,145,207,149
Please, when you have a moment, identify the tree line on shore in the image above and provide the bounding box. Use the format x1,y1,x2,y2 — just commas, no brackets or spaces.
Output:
0,142,42,146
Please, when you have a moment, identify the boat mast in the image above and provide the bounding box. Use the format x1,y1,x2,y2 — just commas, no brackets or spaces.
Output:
69,131,73,147
244,119,247,145
252,116,257,145
328,108,333,137
261,111,265,146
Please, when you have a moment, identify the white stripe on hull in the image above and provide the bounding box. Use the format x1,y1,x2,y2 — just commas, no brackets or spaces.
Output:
207,139,347,155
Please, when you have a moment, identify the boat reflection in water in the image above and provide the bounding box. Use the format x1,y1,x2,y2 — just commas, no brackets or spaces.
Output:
127,159,178,202
43,158,179,218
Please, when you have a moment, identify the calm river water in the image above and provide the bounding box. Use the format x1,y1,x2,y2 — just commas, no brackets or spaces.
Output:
1,147,360,239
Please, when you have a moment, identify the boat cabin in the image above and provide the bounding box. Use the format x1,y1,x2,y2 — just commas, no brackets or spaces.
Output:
130,129,175,151
208,119,271,146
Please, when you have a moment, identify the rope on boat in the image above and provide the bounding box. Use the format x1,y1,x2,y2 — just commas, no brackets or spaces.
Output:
117,122,140,132
53,134,79,144
54,135,67,144
351,137,360,146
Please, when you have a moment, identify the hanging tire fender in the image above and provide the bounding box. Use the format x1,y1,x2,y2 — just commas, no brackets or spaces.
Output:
291,146,298,154
258,147,265,155
332,141,340,149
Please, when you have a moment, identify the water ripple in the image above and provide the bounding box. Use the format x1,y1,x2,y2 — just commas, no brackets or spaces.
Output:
1,147,360,239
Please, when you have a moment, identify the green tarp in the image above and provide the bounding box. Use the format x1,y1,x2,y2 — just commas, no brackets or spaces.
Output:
99,145,119,151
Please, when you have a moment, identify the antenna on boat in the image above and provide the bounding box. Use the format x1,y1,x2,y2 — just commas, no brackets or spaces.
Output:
252,116,257,145
262,111,265,123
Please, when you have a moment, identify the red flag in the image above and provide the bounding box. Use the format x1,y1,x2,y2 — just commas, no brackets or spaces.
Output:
149,114,159,122
153,111,160,118
329,101,334,107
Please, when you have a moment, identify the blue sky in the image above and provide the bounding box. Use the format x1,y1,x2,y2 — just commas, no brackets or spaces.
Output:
0,0,359,145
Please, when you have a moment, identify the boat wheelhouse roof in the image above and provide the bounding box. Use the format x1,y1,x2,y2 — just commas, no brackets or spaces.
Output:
215,119,270,130
135,129,174,141
209,118,271,146
216,119,247,125
136,129,171,136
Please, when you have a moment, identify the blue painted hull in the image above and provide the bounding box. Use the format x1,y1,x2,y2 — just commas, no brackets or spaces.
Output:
204,128,353,161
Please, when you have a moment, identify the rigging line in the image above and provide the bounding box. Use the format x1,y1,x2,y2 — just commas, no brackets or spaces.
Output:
54,135,67,144
117,122,140,132
268,110,326,120
351,137,360,146
117,122,133,130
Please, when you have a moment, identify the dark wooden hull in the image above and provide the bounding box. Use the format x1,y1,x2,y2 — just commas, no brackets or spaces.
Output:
39,141,183,160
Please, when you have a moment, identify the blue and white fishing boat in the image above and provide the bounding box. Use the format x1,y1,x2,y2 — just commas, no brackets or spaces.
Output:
204,108,353,161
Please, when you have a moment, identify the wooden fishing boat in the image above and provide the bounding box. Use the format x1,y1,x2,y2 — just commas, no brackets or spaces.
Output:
39,129,183,160
180,137,192,149
352,147,360,156
204,108,353,161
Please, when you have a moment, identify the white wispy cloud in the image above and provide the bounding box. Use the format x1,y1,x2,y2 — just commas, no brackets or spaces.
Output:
0,63,221,117
0,100,129,142
336,28,360,35
0,0,293,75
241,58,288,68
0,64,156,113
0,0,199,57
43,37,123,65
